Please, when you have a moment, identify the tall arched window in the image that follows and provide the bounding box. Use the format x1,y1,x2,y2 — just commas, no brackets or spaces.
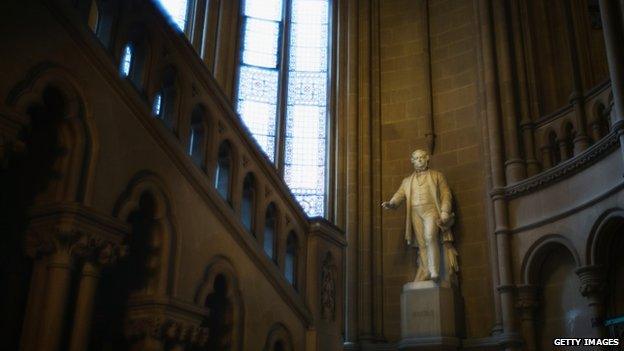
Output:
285,231,297,286
236,0,331,218
153,66,178,130
120,43,134,78
189,105,207,166
241,173,256,234
215,141,232,203
264,203,278,261
154,0,190,32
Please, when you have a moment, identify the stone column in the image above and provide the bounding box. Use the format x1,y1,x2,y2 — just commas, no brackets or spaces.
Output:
479,1,520,348
510,0,540,176
540,145,553,169
599,0,624,128
68,261,100,351
492,0,527,183
516,285,539,351
576,265,607,338
69,238,124,351
36,248,74,351
19,257,49,351
563,1,590,154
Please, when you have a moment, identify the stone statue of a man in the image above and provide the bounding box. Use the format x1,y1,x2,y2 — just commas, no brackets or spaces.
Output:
382,149,458,282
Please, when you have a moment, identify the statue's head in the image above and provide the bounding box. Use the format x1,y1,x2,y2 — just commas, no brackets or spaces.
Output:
410,149,429,171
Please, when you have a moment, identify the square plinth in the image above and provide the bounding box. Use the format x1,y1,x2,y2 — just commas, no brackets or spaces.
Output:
400,281,460,341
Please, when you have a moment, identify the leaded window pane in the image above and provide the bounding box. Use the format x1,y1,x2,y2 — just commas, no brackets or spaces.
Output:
291,0,328,24
287,72,327,106
244,0,283,21
120,44,133,77
238,66,279,103
242,18,281,68
236,0,330,218
156,0,189,31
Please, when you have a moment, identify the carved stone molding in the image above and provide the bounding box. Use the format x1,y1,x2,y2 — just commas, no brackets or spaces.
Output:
124,298,209,348
494,130,619,199
24,202,129,259
125,316,208,346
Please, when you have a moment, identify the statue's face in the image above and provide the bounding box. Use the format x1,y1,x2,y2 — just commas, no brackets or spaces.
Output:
411,150,429,170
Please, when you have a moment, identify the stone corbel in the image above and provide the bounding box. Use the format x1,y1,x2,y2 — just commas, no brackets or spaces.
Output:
125,316,209,350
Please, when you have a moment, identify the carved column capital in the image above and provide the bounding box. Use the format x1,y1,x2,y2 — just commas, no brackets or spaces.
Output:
24,203,129,261
575,265,606,298
71,234,128,266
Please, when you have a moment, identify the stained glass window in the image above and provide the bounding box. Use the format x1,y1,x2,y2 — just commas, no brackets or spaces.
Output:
155,0,189,32
152,93,162,117
120,44,133,77
236,0,330,218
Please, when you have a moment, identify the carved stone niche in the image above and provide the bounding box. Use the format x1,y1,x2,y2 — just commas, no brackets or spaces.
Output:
124,298,209,350
24,202,129,260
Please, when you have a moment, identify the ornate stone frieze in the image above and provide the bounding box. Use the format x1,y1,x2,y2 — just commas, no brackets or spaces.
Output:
496,130,619,199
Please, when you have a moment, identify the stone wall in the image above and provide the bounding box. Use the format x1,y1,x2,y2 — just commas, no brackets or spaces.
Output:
379,0,493,340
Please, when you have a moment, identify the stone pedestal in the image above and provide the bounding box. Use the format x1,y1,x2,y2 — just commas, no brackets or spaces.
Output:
399,281,461,351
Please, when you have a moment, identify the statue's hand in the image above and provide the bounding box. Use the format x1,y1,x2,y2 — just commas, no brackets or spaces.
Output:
381,201,396,210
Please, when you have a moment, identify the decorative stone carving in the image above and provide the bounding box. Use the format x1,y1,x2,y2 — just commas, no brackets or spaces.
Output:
382,149,458,283
500,130,619,198
321,252,336,321
125,316,209,347
24,203,129,259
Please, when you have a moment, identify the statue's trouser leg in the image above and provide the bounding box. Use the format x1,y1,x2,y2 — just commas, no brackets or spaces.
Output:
420,207,440,279
411,211,429,280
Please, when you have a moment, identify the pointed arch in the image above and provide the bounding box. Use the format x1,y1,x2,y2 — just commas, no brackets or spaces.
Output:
113,171,178,296
195,255,244,351
6,63,99,205
263,322,294,351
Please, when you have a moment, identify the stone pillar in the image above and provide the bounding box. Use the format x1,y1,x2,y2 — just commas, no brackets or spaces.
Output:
516,285,538,351
479,1,520,348
492,0,527,183
540,146,553,169
69,238,124,351
68,261,100,351
576,265,607,338
510,0,540,176
563,1,590,154
599,0,624,127
558,138,571,161
36,249,74,351
20,257,49,351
